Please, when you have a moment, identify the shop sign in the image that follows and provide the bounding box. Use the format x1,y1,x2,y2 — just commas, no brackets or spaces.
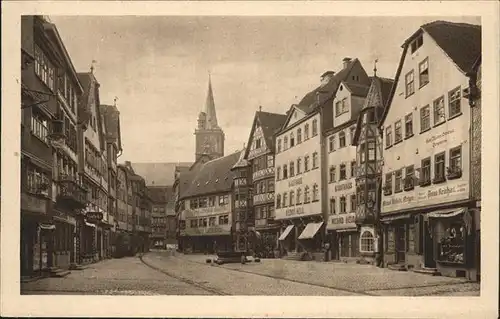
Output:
288,177,303,187
182,206,230,217
382,180,469,213
53,210,76,225
327,212,356,230
180,224,231,236
21,193,47,214
276,200,321,220
335,181,353,192
285,206,304,217
86,211,103,222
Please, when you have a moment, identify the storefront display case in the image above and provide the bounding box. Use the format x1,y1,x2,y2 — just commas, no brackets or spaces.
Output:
437,222,468,265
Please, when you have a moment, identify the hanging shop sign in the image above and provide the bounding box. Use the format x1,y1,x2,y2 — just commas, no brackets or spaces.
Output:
382,180,469,213
327,212,356,230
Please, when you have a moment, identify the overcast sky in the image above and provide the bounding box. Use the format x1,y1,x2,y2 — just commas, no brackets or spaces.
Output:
50,15,480,163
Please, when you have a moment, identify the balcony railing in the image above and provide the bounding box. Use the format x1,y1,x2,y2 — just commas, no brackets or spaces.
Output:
253,192,275,206
57,175,88,208
252,167,275,182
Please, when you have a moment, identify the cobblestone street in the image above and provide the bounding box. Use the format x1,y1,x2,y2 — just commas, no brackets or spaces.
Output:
21,251,480,296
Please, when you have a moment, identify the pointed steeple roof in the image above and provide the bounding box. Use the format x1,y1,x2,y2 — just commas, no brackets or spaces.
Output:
204,73,219,129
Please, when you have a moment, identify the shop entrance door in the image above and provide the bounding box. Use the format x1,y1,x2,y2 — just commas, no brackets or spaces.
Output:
424,221,436,268
395,225,406,264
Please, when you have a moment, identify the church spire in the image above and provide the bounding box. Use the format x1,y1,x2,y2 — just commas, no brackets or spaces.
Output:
204,72,218,129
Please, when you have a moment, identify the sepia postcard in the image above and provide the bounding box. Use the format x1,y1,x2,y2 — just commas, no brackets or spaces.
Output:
1,1,499,318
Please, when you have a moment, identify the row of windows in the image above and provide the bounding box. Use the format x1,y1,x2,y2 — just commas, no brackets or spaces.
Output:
153,206,166,213
190,194,230,209
61,114,78,154
328,161,357,183
335,98,349,117
276,152,319,180
254,179,275,194
384,146,462,194
388,87,462,147
276,184,319,208
57,73,78,114
34,45,55,92
255,204,275,220
252,154,274,173
24,168,50,196
188,215,229,228
328,194,357,215
328,124,357,152
276,119,318,153
30,113,49,143
405,56,429,97
85,141,108,181
152,217,167,225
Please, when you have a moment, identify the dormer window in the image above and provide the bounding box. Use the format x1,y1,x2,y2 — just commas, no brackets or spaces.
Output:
411,35,423,54
255,138,261,149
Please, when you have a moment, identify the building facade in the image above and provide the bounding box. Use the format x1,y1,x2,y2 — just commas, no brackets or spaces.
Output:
324,79,370,262
177,152,242,253
115,165,132,256
379,21,481,280
244,111,287,258
352,73,394,265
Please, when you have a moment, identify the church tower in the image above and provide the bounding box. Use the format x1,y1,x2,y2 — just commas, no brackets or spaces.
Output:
194,74,225,161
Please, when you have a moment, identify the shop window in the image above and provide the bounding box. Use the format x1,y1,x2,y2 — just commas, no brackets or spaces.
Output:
339,131,346,148
289,191,295,206
405,113,413,138
394,169,403,193
296,188,302,204
394,120,402,143
438,219,467,265
276,194,281,208
290,132,295,147
312,119,318,136
339,164,346,180
420,105,431,132
385,126,392,147
418,58,429,87
296,158,302,174
404,165,415,191
433,96,446,125
448,87,462,118
360,231,375,252
434,152,446,183
304,124,309,139
312,184,319,201
405,70,415,97
312,152,318,169
447,146,462,179
329,197,336,215
297,128,302,144
304,156,310,171
340,196,346,214
329,166,336,183
289,162,295,177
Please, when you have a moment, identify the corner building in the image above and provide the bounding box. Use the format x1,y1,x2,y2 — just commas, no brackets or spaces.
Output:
379,21,481,280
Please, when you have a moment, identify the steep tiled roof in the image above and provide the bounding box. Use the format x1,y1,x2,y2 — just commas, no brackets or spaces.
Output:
148,186,174,203
180,151,243,199
129,162,193,187
232,148,249,169
296,58,362,114
421,21,481,74
99,104,122,151
257,111,287,151
342,81,370,97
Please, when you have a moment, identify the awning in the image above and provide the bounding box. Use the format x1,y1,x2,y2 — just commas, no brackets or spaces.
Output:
427,208,466,219
39,223,55,230
298,222,324,240
380,213,412,223
85,221,96,228
278,225,294,241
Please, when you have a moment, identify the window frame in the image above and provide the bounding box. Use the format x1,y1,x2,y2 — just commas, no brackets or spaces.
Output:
405,113,413,138
394,120,403,143
394,169,403,193
420,105,431,132
418,58,429,88
434,152,446,183
433,96,446,126
339,131,346,148
405,70,415,97
385,125,392,147
448,86,462,118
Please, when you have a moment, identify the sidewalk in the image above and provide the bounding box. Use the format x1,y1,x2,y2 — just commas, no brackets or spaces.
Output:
174,253,480,296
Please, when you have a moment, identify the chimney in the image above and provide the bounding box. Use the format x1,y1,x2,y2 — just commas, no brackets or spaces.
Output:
320,71,335,86
342,57,352,69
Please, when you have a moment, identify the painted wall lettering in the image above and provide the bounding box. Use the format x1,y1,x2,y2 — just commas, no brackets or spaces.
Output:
335,181,353,192
288,177,303,187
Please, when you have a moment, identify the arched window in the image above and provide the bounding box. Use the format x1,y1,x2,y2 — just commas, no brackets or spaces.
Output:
360,230,375,252
312,184,319,201
297,128,302,144
312,119,318,136
290,191,295,206
290,132,295,147
276,194,281,208
290,161,295,177
296,188,302,204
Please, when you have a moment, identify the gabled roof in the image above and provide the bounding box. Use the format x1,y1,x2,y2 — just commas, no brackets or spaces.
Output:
180,151,242,199
380,20,481,127
78,71,105,151
244,110,287,158
99,104,122,151
130,162,193,187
